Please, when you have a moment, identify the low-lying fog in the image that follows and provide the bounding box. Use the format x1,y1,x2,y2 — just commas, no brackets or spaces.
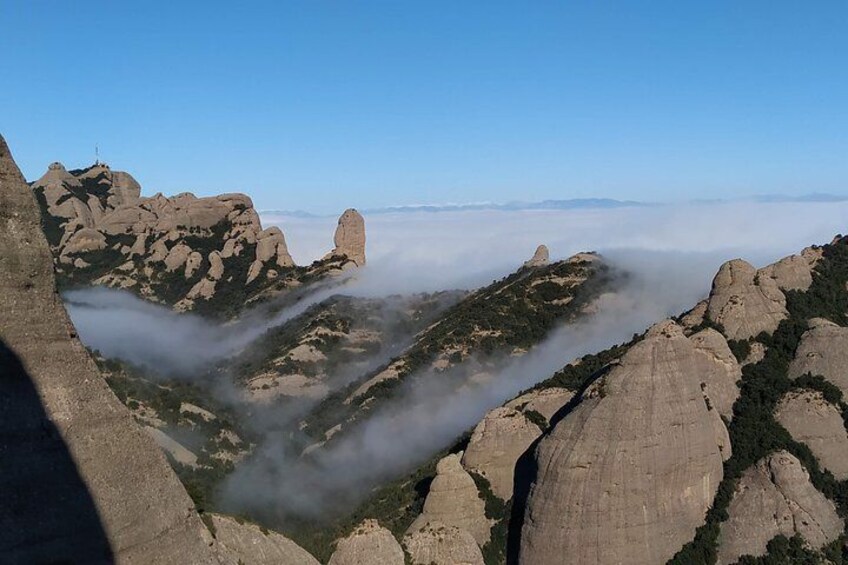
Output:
65,201,848,522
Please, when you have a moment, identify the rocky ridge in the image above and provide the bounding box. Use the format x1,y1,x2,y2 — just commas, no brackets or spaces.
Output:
31,160,365,315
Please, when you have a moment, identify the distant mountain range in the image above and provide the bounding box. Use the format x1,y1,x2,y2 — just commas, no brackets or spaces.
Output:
264,193,848,218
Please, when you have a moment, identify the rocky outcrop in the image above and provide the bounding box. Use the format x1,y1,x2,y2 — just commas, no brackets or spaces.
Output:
461,406,543,500
689,328,742,419
31,159,361,311
524,245,549,268
403,521,484,565
775,390,848,480
408,453,491,546
706,259,788,340
328,520,404,565
789,318,848,395
758,249,821,292
717,451,842,564
505,387,575,424
0,135,221,562
518,320,728,565
327,208,366,267
208,514,319,565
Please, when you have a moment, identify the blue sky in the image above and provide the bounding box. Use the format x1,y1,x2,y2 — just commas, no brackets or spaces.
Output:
1,1,846,213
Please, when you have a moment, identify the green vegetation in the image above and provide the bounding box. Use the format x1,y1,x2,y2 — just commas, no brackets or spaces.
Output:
95,354,252,512
470,472,511,565
669,236,848,565
301,259,615,441
736,534,846,564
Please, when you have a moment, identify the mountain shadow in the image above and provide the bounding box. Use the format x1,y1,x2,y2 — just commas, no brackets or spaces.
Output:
0,338,113,564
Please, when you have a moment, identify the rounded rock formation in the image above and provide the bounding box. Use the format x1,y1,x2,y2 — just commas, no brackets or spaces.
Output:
523,245,549,268
329,208,366,266
788,318,848,395
717,450,842,564
775,390,848,480
518,320,729,565
407,453,490,546
328,520,404,565
403,521,484,565
706,259,788,340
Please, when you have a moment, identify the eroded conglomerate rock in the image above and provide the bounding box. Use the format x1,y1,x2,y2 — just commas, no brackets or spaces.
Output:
461,406,543,500
403,521,484,565
524,244,550,268
706,259,788,340
326,208,366,267
209,514,319,565
408,453,491,546
758,249,821,292
0,135,220,563
716,451,843,564
789,318,848,395
518,320,728,565
328,520,404,565
775,390,848,480
31,160,364,311
689,328,742,420
505,387,575,424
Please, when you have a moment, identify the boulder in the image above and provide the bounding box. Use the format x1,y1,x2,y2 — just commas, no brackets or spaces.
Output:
208,251,225,281
518,320,728,565
788,318,848,396
403,521,484,565
208,514,319,565
717,451,842,564
775,390,848,480
461,406,543,500
328,520,404,565
107,170,142,208
706,259,787,340
408,453,490,546
524,245,550,268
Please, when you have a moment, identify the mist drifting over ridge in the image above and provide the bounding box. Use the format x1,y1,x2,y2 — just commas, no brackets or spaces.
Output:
63,200,848,524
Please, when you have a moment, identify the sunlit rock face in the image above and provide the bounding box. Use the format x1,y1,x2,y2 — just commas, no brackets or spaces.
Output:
717,451,842,564
518,320,728,565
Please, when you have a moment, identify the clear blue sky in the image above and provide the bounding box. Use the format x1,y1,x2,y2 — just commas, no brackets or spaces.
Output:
1,1,846,213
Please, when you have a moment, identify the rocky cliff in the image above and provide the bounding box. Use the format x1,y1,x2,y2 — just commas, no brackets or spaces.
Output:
0,135,222,563
31,161,365,316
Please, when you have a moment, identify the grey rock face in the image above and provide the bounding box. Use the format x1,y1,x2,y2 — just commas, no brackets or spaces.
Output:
706,259,787,340
717,451,842,564
461,406,543,500
789,318,848,396
523,244,550,268
328,520,404,565
775,390,848,480
0,134,221,564
403,521,484,565
209,514,318,565
689,328,742,420
328,208,366,266
408,453,491,546
518,320,727,565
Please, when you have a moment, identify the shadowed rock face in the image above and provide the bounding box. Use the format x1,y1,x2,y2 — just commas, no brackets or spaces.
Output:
0,135,220,563
717,451,842,564
518,320,727,565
